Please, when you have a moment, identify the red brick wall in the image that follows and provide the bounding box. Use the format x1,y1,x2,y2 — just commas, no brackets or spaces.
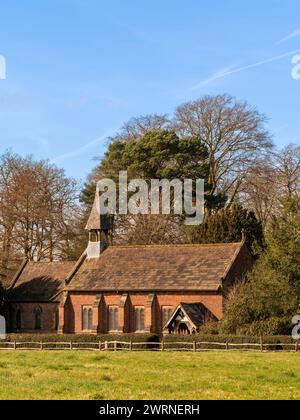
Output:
64,293,96,334
9,302,58,333
61,291,223,334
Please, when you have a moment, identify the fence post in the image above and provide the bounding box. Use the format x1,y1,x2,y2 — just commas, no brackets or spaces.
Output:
296,341,299,353
99,341,101,351
40,340,43,351
226,341,229,351
14,341,16,351
260,336,264,352
104,341,108,351
114,341,117,352
70,341,73,351
193,341,196,353
129,339,132,352
161,340,164,352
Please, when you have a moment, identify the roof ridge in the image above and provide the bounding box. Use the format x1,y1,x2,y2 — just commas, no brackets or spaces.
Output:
7,259,28,291
65,250,87,285
109,242,243,249
220,241,245,282
26,261,76,265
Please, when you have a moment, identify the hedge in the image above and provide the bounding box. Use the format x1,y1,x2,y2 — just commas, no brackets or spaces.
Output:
4,333,159,344
4,333,295,345
164,334,297,351
164,334,295,343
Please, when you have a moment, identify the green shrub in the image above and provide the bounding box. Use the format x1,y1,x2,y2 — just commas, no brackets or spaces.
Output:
164,334,296,345
198,322,220,335
5,333,159,344
236,317,293,336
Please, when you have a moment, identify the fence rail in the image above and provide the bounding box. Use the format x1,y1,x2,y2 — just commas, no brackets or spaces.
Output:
0,339,298,352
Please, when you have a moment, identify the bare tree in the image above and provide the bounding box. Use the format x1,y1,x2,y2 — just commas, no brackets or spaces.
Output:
240,161,279,228
173,94,273,204
112,114,170,142
273,144,300,199
0,153,79,285
0,153,21,284
111,214,182,246
240,145,300,228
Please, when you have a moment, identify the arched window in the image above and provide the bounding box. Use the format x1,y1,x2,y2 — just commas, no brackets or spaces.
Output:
88,308,93,330
89,231,99,243
82,308,88,331
54,308,59,331
135,307,145,332
108,307,119,332
0,315,5,339
82,306,93,331
34,306,42,330
16,309,22,331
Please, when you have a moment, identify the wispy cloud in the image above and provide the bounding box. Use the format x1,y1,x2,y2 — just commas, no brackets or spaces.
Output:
51,131,113,164
278,28,300,44
187,49,300,93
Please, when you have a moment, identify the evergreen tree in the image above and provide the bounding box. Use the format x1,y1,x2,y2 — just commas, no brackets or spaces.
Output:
184,203,264,253
265,197,300,289
100,130,210,183
222,198,300,335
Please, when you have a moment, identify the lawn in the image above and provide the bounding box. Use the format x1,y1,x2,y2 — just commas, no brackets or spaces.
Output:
0,351,299,400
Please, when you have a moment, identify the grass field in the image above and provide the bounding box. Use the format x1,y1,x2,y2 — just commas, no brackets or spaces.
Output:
0,351,299,400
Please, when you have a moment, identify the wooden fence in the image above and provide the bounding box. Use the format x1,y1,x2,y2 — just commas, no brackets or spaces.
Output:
0,339,298,352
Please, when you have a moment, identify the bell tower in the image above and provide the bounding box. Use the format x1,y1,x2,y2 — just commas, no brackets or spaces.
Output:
85,187,110,259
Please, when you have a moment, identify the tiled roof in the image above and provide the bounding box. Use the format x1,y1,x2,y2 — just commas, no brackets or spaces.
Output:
181,303,217,326
7,261,75,302
67,243,244,292
163,303,217,330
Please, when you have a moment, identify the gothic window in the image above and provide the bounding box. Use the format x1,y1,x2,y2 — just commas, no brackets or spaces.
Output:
82,306,93,331
135,307,145,332
89,231,99,243
108,306,119,332
162,307,174,327
82,308,88,331
16,309,22,331
54,308,59,331
88,308,93,330
34,306,42,330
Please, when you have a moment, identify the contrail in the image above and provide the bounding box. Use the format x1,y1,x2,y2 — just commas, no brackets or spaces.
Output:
51,131,113,164
187,49,300,92
278,28,300,44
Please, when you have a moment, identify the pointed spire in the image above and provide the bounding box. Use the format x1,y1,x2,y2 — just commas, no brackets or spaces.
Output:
85,186,110,232
85,192,101,231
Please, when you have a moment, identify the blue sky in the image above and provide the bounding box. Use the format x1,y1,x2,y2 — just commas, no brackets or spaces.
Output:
1,0,300,181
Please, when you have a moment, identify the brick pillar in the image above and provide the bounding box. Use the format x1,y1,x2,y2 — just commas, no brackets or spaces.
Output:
118,294,129,333
58,292,69,334
145,293,155,333
92,294,103,334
